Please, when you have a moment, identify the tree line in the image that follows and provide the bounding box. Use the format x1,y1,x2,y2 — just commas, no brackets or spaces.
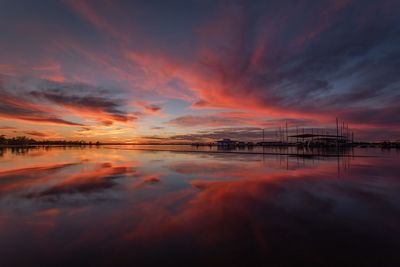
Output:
0,135,101,146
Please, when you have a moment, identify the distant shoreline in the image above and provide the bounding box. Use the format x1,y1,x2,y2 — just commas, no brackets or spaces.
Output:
0,144,384,158
1,142,399,148
101,146,379,158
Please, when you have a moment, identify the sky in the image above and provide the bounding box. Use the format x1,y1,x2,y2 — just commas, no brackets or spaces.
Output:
0,0,399,143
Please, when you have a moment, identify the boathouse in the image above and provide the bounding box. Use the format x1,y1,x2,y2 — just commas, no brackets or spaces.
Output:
216,139,237,147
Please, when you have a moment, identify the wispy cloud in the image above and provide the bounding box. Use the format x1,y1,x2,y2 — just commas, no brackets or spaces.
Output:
0,1,399,140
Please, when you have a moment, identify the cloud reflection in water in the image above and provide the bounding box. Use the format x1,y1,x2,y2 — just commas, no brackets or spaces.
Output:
0,147,399,266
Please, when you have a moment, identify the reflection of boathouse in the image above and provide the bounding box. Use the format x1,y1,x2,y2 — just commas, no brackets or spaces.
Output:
289,133,349,147
216,139,236,147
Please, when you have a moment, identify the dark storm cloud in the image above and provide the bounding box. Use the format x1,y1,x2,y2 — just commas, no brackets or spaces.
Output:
0,76,136,126
0,0,399,140
176,0,397,135
30,88,133,123
0,89,84,126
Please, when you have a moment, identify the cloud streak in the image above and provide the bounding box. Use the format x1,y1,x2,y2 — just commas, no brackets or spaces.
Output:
0,89,84,127
0,0,399,140
30,88,135,125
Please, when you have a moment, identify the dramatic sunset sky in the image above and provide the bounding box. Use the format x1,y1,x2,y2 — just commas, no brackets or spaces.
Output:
1,0,399,142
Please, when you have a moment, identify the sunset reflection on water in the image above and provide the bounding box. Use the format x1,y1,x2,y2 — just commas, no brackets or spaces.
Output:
0,146,399,266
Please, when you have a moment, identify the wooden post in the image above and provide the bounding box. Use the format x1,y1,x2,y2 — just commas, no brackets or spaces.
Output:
336,117,339,147
262,128,265,143
311,128,314,142
342,121,345,142
285,121,288,144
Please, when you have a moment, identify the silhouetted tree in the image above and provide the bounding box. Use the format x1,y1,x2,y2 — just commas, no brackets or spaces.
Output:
0,135,7,145
0,135,98,146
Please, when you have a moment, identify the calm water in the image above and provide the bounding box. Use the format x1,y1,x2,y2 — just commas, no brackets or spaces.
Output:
0,146,399,266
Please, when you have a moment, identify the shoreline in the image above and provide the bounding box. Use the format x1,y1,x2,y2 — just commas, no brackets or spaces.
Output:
0,144,394,157
101,146,378,158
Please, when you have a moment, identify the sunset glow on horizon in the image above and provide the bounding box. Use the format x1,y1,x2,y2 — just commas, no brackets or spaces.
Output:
1,0,400,142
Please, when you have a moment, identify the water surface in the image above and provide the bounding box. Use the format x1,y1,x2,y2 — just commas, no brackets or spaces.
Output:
0,146,399,266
